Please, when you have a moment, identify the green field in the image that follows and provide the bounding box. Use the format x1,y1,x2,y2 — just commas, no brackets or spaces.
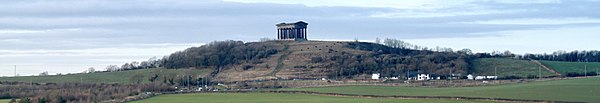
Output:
472,58,556,78
285,77,600,103
0,68,212,84
540,60,600,74
0,99,9,103
132,93,498,103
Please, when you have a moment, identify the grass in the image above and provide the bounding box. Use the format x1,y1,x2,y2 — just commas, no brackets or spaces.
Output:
285,77,600,103
472,58,556,78
0,99,10,103
131,93,499,103
540,60,600,74
0,68,212,84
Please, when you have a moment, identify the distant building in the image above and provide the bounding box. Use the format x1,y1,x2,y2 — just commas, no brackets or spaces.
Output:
475,76,486,80
417,74,430,81
371,73,380,80
467,74,474,80
474,75,498,80
276,21,308,40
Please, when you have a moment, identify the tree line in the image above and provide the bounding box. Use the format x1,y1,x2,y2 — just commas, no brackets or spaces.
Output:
0,81,173,103
520,50,600,62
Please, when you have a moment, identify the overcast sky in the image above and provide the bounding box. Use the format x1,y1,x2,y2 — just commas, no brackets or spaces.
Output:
1,0,599,76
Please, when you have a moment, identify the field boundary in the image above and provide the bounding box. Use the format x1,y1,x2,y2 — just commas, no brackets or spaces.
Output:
531,60,562,76
146,90,582,103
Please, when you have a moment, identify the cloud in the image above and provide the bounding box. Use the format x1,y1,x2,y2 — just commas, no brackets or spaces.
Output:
459,18,600,25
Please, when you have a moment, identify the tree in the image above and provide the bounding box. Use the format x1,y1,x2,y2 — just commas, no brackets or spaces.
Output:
105,65,119,72
87,67,95,73
39,71,48,76
375,38,381,44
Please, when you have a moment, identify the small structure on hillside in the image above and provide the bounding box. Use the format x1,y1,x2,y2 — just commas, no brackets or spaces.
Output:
417,74,431,81
276,21,308,40
467,74,474,80
371,73,380,80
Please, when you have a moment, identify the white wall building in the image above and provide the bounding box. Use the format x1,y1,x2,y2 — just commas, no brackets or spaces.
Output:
417,74,430,80
467,74,474,80
371,73,380,80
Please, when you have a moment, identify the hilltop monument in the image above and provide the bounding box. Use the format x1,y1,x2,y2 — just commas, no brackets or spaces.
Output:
276,21,308,40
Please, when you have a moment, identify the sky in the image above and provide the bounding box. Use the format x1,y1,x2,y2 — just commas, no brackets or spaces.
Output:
1,0,599,76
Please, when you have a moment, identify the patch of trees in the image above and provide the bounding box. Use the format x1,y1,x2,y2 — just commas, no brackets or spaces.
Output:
161,40,278,69
0,81,174,103
105,57,162,72
326,41,473,79
565,72,598,77
521,50,600,62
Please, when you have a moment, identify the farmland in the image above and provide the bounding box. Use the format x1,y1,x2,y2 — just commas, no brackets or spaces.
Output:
285,77,600,103
131,93,499,103
0,99,10,103
540,60,600,74
0,68,212,84
472,58,557,78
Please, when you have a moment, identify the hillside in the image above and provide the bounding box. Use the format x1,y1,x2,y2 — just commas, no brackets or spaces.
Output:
471,58,557,78
0,40,471,84
162,40,473,82
0,68,212,84
540,60,600,74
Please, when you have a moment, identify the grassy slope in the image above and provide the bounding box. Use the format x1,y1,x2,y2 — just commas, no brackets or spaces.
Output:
0,99,9,103
132,93,498,103
540,60,600,74
472,58,556,78
285,77,600,103
0,68,212,84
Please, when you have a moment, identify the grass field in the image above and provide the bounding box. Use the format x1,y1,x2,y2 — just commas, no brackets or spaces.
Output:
0,68,212,84
540,60,600,74
0,99,9,103
285,77,600,103
472,58,556,78
132,93,499,103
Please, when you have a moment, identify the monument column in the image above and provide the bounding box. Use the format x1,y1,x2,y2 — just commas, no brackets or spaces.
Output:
296,28,304,38
303,28,306,39
286,28,290,39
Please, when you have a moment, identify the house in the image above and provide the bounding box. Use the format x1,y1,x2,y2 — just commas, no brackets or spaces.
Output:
467,74,474,80
371,73,380,80
475,75,498,80
486,76,498,79
475,76,486,80
390,77,399,80
417,74,430,81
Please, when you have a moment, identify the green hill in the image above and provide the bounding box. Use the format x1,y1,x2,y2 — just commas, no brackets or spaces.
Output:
0,68,212,84
540,60,600,74
285,77,600,103
472,58,556,78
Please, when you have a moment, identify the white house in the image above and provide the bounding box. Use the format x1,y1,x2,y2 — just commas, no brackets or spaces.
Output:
475,75,498,80
486,76,498,79
417,74,430,80
390,77,399,80
467,74,474,80
371,73,380,80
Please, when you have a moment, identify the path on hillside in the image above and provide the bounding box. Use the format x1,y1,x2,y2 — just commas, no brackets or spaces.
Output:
266,44,290,78
531,60,562,76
